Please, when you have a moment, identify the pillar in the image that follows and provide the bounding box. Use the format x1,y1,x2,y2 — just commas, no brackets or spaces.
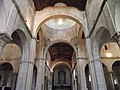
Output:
76,46,88,90
107,70,115,90
6,71,13,87
35,49,45,90
16,38,29,90
76,59,87,90
0,33,11,58
76,60,81,90
25,38,36,90
16,38,37,90
35,59,45,90
16,61,29,90
85,38,98,90
93,59,107,90
11,73,17,90
92,40,107,90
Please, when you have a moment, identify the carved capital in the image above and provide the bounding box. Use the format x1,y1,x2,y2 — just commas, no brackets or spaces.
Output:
0,33,11,46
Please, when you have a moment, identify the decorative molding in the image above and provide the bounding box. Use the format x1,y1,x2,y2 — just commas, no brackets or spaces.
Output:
76,57,88,60
20,60,34,64
35,58,45,60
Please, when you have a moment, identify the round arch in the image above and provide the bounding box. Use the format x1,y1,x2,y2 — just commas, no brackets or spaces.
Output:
51,61,72,72
93,27,111,54
33,7,87,37
44,39,77,59
11,29,29,89
112,61,120,89
91,27,112,90
11,29,29,55
0,62,13,88
0,62,13,71
52,61,72,89
0,61,15,72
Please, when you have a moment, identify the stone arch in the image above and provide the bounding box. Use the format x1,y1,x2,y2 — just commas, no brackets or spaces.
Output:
1,43,21,72
112,61,120,89
93,27,111,54
35,28,44,59
52,61,72,89
0,62,13,88
44,39,76,59
11,29,29,58
0,62,13,70
11,29,29,90
91,27,111,90
33,7,87,37
100,42,120,68
51,61,72,72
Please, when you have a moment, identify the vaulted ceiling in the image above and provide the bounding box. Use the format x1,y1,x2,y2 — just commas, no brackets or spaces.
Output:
33,0,87,11
48,43,74,61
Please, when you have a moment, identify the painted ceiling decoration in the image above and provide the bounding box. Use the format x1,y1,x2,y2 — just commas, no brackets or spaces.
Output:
48,43,74,61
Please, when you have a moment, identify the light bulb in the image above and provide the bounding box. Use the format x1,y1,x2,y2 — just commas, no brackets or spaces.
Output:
58,18,63,25
106,52,112,58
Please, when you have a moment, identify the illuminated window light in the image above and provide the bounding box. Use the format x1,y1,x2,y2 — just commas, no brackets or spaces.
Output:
106,53,112,58
3,57,6,60
114,79,118,85
104,45,108,50
89,75,91,81
58,18,63,25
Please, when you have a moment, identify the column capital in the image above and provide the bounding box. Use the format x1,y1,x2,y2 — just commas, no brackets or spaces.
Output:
76,57,88,60
20,60,34,64
32,37,37,41
0,33,11,46
35,58,45,61
108,71,113,74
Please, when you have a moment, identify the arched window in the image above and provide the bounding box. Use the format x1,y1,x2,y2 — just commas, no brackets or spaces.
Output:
58,69,66,84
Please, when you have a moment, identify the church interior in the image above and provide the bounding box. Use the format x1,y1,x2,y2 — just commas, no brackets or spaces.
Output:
0,0,120,90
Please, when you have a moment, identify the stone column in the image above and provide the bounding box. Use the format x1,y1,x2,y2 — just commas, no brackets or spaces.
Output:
16,38,37,90
108,71,115,90
16,38,29,90
6,71,13,87
0,33,11,58
93,40,107,90
16,61,29,90
11,73,17,90
76,59,87,90
85,38,98,90
35,49,45,90
76,60,81,90
93,59,107,90
76,46,88,90
25,38,36,90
